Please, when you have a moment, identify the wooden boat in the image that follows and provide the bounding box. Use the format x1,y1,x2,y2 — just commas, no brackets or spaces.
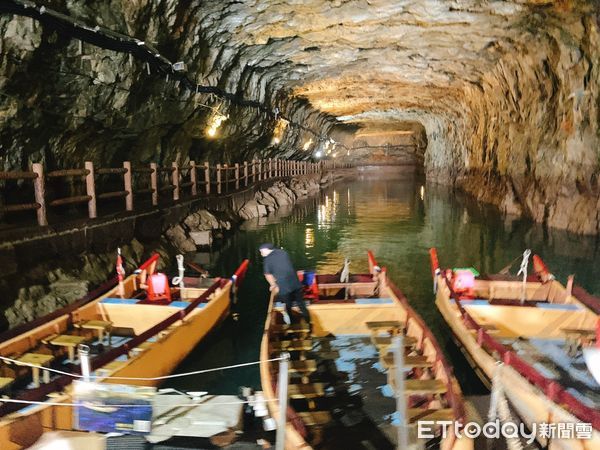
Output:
260,251,471,450
429,248,600,449
0,253,249,450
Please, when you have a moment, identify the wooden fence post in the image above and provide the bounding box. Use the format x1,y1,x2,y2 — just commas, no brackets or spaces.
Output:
150,163,158,205
258,160,262,181
190,160,197,196
123,161,133,211
244,161,249,187
85,161,97,219
252,159,257,183
269,158,273,178
235,163,240,190
172,162,179,201
216,163,222,194
204,161,210,195
32,163,47,226
224,164,229,192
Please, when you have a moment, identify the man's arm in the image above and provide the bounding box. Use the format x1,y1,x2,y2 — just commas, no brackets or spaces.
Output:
264,273,278,291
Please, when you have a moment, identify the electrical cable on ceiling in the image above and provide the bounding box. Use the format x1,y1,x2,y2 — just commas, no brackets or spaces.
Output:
0,0,350,152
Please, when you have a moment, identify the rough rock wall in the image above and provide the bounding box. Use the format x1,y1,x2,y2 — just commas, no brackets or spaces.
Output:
0,1,335,177
425,9,600,234
2,1,600,234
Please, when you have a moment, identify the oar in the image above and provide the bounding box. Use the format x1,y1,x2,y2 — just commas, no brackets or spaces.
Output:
185,261,209,276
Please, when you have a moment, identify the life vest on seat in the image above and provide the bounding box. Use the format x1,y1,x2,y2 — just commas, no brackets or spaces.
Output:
298,270,319,301
452,270,475,298
146,272,172,302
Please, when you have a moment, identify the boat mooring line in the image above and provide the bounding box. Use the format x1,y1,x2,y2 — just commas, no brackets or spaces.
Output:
0,355,283,381
0,397,280,408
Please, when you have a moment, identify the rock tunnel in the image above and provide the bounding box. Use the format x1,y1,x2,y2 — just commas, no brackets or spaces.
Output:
1,0,598,234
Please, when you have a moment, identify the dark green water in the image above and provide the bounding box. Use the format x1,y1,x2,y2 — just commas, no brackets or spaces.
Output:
166,170,600,396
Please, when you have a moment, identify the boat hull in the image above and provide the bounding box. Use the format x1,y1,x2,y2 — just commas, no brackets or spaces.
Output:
260,262,471,450
0,282,232,450
435,278,600,450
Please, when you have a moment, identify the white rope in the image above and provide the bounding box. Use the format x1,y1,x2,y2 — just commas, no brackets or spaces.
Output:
488,363,524,450
0,397,279,409
516,249,531,305
0,356,283,381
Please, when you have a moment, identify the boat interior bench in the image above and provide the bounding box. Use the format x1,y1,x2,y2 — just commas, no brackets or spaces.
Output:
297,411,332,427
271,340,313,352
288,383,326,399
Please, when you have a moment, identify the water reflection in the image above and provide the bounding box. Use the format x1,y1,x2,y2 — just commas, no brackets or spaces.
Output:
168,173,600,396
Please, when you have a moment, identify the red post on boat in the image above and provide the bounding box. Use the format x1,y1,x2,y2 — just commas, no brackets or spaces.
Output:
429,248,441,293
533,254,553,282
116,247,126,297
367,250,379,275
232,259,250,288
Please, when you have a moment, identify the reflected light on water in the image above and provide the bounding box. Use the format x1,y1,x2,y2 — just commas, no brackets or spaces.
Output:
305,227,315,248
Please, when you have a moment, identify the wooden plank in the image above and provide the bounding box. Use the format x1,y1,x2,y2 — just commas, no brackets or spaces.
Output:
366,320,405,330
85,161,96,219
123,161,133,210
298,411,332,426
272,323,311,335
289,360,317,374
172,162,179,201
288,383,326,399
271,339,312,352
382,354,432,370
150,163,158,205
204,161,210,194
408,408,454,423
32,163,47,226
190,160,197,196
372,335,417,349
216,164,222,194
403,379,447,395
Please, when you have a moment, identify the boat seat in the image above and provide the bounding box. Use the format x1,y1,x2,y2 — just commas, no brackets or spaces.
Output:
110,326,137,337
298,411,332,426
401,379,448,395
382,354,432,370
288,383,326,399
271,340,313,352
131,341,153,356
372,335,417,350
366,320,405,332
41,334,60,345
289,360,318,374
272,323,311,336
314,351,340,360
408,408,454,423
97,360,127,374
0,377,15,393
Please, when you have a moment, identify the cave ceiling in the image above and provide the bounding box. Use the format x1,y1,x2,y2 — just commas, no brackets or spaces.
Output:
195,0,573,135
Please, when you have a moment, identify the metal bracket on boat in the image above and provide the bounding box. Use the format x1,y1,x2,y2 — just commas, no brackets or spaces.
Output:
172,254,185,289
78,344,91,382
433,268,440,293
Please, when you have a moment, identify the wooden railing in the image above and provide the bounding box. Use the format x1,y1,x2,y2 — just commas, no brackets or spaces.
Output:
0,158,350,226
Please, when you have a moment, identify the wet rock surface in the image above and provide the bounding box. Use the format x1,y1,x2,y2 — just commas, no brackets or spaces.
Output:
1,0,600,234
168,176,324,253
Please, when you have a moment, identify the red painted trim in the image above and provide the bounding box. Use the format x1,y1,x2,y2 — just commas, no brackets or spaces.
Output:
232,259,250,287
444,272,600,430
387,281,467,426
367,249,377,274
137,253,160,271
429,248,440,278
0,270,233,417
571,285,600,315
